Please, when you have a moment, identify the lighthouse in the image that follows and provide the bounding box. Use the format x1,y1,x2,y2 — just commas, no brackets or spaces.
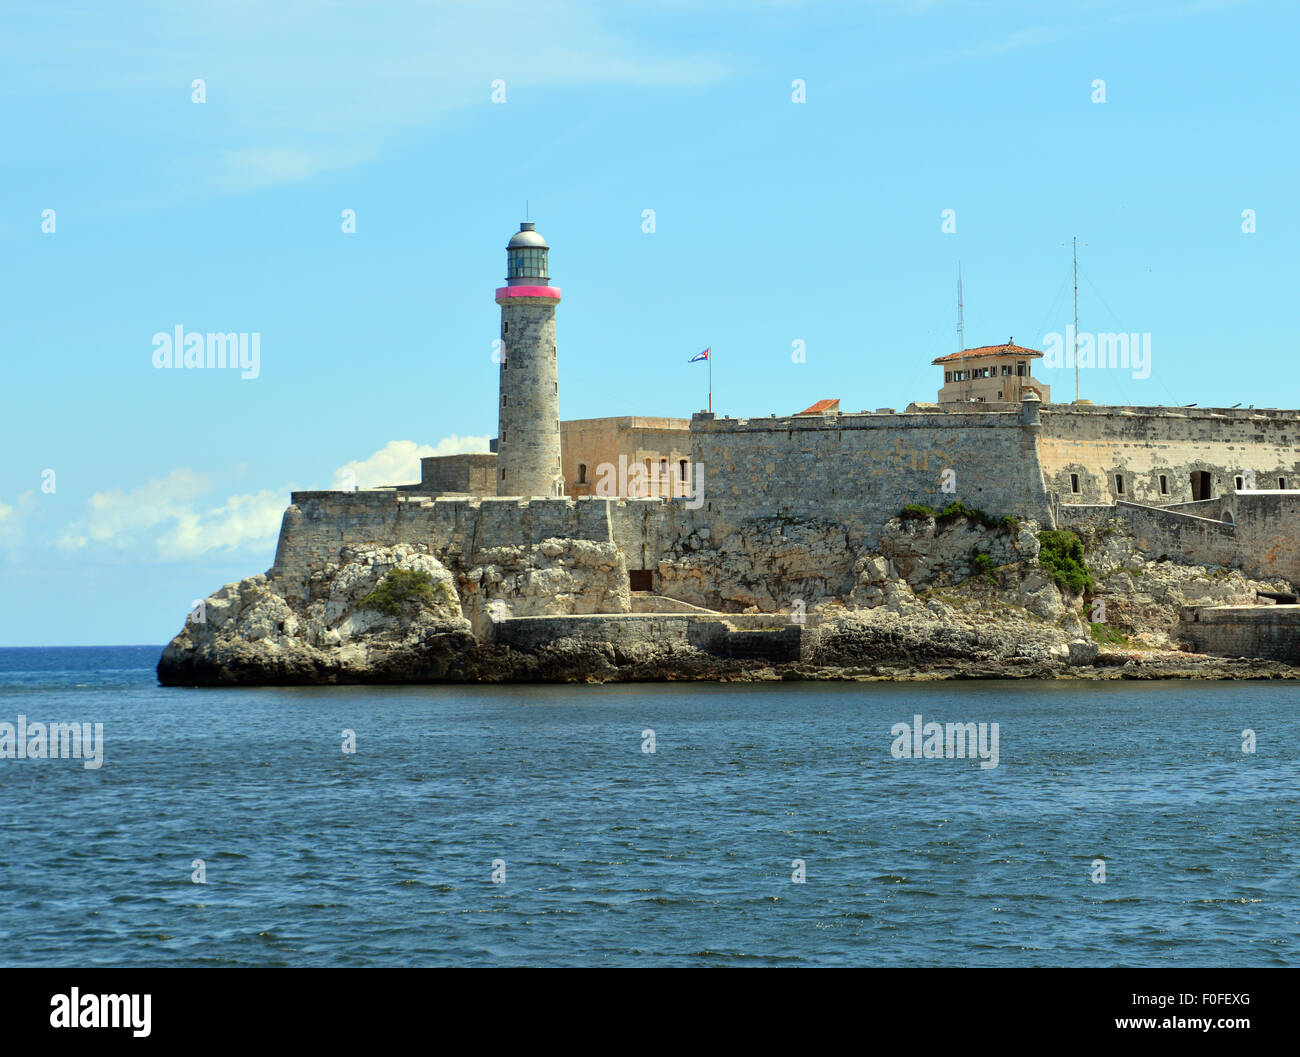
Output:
495,222,563,497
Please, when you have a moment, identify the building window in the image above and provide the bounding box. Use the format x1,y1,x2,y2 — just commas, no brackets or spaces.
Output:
1191,471,1211,500
1070,473,1080,494
1234,475,1244,491
660,458,668,481
1016,361,1026,376
628,570,654,592
502,394,508,406
501,468,506,480
997,391,1003,400
945,372,952,383
1115,475,1124,495
679,459,689,490
578,463,587,484
1280,477,1288,489
503,322,508,334
1159,474,1168,495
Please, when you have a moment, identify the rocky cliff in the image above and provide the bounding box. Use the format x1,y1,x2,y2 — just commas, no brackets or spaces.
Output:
157,513,1299,686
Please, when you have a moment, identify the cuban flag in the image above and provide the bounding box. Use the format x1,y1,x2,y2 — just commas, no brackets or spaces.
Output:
688,348,709,363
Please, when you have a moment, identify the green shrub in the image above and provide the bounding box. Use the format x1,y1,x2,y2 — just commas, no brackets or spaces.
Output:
1037,529,1094,595
359,568,439,616
900,504,938,521
898,501,1015,532
1089,622,1128,646
970,549,996,581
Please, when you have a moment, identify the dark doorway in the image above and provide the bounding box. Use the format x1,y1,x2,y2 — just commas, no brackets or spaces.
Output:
1191,471,1212,501
629,570,654,592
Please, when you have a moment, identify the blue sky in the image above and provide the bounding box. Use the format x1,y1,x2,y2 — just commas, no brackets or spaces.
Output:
2,0,1296,646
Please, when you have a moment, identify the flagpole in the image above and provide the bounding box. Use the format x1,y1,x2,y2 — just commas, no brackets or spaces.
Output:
708,349,712,413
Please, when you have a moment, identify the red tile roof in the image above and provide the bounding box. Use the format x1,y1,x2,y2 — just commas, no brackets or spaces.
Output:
796,398,840,415
932,342,1043,366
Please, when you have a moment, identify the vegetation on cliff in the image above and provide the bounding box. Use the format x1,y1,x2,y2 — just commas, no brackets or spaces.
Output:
969,548,997,581
899,501,1019,533
1037,529,1094,595
359,569,449,616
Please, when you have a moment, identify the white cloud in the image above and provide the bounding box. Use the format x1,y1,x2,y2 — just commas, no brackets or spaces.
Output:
57,469,285,560
331,436,491,490
0,498,17,550
156,489,288,562
63,470,212,549
2,1,737,201
0,492,41,554
38,434,488,561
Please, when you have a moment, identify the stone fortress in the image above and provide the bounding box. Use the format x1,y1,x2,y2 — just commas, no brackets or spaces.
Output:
159,222,1300,684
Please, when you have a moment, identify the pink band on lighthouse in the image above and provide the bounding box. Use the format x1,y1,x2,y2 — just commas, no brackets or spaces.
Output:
495,285,561,300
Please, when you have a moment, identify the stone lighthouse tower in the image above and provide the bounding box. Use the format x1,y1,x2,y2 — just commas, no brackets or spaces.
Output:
495,221,563,497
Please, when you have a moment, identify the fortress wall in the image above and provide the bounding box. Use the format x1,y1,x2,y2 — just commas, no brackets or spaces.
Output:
1178,605,1300,664
607,497,698,572
689,408,1052,547
1039,407,1300,506
270,490,678,603
1223,492,1300,585
492,613,806,662
410,453,496,496
1057,502,1241,571
266,410,1300,611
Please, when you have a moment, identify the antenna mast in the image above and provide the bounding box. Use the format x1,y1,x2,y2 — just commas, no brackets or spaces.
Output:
1072,236,1079,403
957,263,966,403
1061,236,1087,403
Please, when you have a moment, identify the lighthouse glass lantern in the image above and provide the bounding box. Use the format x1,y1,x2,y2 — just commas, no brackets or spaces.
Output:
506,222,549,284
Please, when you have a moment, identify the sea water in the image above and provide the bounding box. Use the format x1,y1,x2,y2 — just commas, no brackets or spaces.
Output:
1,646,1296,967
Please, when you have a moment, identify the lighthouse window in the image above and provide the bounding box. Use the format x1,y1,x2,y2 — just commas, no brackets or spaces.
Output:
503,322,508,334
502,394,508,406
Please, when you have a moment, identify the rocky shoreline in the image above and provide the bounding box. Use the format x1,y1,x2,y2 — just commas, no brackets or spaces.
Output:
157,511,1298,687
